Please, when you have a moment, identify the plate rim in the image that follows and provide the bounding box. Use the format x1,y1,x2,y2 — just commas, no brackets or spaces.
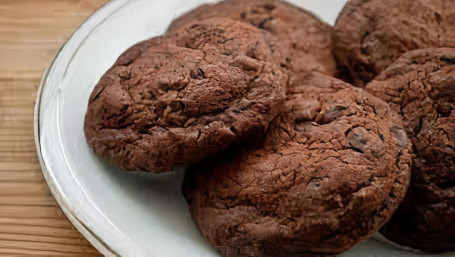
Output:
35,65,118,257
34,0,132,255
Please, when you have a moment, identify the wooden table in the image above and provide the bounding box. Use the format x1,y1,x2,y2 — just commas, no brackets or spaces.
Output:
0,1,109,255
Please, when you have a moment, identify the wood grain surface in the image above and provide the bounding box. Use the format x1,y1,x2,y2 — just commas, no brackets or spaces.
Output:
0,1,108,255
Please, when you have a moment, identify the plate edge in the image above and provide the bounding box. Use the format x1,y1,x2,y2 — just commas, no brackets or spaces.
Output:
33,3,121,256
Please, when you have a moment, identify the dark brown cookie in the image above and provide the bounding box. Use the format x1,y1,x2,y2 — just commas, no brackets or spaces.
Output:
184,72,412,257
333,0,455,87
365,48,455,252
84,18,286,172
168,0,336,76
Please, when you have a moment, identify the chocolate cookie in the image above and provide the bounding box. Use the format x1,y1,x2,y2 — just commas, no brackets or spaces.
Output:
184,72,412,256
168,0,336,76
333,0,455,87
365,48,455,252
84,18,286,172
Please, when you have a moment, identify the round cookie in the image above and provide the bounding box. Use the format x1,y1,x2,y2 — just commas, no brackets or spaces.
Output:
333,0,455,87
168,0,336,76
84,18,286,172
184,72,412,256
365,48,455,252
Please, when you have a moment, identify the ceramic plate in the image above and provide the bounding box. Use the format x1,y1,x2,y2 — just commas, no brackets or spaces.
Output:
34,0,454,256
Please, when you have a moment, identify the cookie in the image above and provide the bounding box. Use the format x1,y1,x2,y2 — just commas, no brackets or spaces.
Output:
365,48,455,252
84,18,286,172
333,0,455,87
183,72,412,256
168,0,336,76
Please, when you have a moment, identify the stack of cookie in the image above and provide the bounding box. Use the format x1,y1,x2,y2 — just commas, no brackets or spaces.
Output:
84,0,455,255
334,0,455,253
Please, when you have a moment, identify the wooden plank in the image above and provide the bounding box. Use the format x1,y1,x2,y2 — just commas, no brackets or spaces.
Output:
0,153,38,163
0,135,35,141
0,225,83,240
0,205,64,219
0,239,100,253
0,140,36,148
0,218,70,229
0,195,55,206
0,183,50,196
0,127,34,136
0,171,44,183
0,162,41,171
0,233,89,246
0,78,39,90
0,247,101,256
0,122,34,129
0,71,44,80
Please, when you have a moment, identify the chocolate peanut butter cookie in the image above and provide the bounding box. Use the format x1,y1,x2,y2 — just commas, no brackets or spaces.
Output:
184,72,412,256
84,18,286,172
365,48,455,252
168,0,336,76
333,0,455,87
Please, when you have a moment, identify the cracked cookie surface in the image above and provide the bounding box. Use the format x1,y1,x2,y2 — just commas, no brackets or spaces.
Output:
84,18,286,172
168,0,336,76
184,72,411,256
333,0,455,87
365,48,455,252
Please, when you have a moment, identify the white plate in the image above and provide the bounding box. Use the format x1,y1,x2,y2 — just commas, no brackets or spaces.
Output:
34,0,454,256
